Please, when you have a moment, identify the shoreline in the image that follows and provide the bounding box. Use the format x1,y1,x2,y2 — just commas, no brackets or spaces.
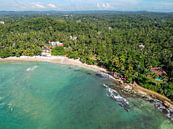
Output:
0,56,107,73
1,56,173,120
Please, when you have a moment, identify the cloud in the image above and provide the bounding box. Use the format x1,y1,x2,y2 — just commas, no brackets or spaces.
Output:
96,3,100,8
1,0,173,12
31,3,46,9
47,3,56,8
97,2,111,9
158,2,173,8
112,0,140,7
30,2,57,9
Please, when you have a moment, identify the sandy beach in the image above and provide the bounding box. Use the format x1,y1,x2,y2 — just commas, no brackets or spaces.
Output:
1,56,173,111
0,56,107,73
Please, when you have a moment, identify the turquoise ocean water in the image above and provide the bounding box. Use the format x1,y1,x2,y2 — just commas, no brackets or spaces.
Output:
0,62,173,129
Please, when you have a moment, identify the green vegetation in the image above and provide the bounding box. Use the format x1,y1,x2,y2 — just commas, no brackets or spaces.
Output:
51,46,65,56
0,12,173,100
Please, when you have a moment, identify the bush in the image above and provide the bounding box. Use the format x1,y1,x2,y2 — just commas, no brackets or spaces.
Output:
67,51,79,59
51,47,65,56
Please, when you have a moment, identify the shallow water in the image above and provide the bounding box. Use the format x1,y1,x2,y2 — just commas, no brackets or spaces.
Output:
0,62,173,129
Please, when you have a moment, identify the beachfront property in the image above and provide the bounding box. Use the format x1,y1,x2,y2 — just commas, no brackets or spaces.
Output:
49,41,64,47
41,41,64,56
151,67,166,77
41,47,51,56
149,67,167,83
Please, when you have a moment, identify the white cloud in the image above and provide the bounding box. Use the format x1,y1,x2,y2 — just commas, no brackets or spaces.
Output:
2,0,173,12
106,3,111,8
48,3,56,8
30,2,57,9
112,0,140,7
31,3,46,9
96,3,100,8
158,2,173,8
97,2,111,9
102,3,106,8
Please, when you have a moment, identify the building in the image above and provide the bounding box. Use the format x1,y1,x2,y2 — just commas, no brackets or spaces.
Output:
70,36,77,41
139,44,145,50
49,41,64,47
108,27,113,31
151,67,166,77
0,21,5,24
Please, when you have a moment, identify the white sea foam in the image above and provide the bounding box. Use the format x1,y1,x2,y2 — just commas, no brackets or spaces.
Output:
26,66,38,72
103,84,129,111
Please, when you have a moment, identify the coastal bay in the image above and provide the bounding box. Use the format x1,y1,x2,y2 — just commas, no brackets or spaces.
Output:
0,57,173,128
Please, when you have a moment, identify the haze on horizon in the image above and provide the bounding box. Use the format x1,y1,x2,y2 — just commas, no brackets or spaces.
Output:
0,0,173,12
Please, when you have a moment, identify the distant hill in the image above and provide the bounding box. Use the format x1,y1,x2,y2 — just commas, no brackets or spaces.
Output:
0,10,173,17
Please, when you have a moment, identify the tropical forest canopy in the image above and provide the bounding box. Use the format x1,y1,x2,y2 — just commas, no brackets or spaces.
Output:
0,11,173,100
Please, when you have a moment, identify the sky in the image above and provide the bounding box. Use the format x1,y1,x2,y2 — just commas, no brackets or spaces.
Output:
0,0,173,12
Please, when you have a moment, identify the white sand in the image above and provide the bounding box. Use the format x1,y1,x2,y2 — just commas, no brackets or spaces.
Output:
0,56,107,73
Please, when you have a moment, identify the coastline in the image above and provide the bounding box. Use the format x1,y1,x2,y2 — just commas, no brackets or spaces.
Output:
0,56,107,73
1,56,173,119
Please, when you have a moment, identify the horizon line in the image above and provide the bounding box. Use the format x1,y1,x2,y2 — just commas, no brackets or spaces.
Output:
0,10,173,13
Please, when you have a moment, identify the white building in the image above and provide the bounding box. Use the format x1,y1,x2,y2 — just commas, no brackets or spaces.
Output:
108,27,113,31
49,41,64,47
0,21,5,24
70,36,77,41
139,44,145,50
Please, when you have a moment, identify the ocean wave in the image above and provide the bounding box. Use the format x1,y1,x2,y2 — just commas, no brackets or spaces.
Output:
26,66,38,72
7,103,14,112
103,84,130,111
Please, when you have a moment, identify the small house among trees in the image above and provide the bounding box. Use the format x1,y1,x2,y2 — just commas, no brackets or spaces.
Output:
151,67,166,77
49,41,64,47
70,36,77,41
0,21,5,24
139,44,145,50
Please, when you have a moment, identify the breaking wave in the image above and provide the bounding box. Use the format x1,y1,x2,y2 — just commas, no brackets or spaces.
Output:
26,66,38,72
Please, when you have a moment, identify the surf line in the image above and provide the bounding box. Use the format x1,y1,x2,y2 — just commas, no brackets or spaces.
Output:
103,84,130,112
26,66,38,72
